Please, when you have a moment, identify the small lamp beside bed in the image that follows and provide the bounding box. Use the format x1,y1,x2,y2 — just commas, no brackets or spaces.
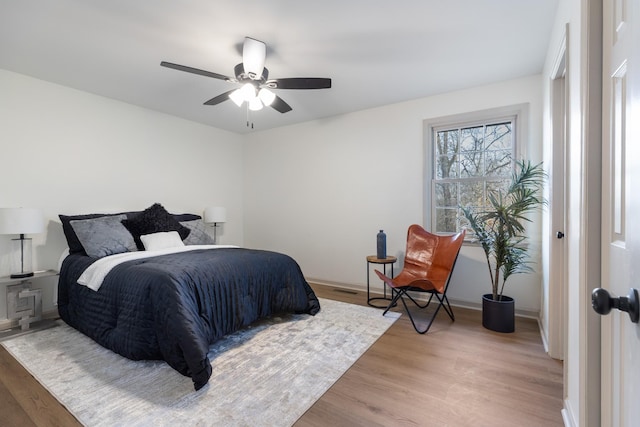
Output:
0,208,44,278
204,206,226,244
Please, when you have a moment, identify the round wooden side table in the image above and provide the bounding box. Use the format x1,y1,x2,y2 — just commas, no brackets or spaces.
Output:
366,255,397,308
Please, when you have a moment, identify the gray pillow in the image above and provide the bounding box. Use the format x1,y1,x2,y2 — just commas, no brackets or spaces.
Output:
181,219,215,245
70,214,137,258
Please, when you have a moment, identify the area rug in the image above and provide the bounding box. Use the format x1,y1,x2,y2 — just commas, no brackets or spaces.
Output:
2,298,399,427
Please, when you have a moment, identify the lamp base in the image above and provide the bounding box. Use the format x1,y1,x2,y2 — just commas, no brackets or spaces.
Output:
10,272,35,279
10,237,34,279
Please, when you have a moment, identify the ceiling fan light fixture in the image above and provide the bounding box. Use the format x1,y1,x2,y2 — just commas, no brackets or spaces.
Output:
229,89,245,107
248,97,263,111
258,88,276,106
239,83,257,102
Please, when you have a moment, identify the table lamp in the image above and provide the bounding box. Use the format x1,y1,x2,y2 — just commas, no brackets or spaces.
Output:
0,208,44,278
204,207,226,244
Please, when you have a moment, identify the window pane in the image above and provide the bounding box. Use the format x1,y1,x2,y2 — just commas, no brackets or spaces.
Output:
459,181,484,207
436,155,458,179
458,209,470,228
435,208,458,233
435,182,458,207
485,150,512,177
436,130,459,155
460,151,483,178
485,122,512,150
460,126,483,152
486,179,511,199
457,211,474,237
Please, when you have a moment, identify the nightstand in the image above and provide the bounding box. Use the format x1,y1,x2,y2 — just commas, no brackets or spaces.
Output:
366,255,397,308
0,269,58,341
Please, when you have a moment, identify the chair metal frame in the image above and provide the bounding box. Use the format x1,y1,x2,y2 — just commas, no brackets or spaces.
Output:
376,225,465,334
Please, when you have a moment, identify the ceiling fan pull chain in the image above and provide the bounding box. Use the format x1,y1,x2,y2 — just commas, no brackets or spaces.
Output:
245,104,255,129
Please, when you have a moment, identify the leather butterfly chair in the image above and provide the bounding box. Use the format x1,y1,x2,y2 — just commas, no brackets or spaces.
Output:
375,225,465,334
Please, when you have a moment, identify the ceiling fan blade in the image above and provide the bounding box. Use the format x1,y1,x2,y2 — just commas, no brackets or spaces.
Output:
203,90,236,106
160,61,232,81
270,95,292,113
242,37,266,79
266,78,331,90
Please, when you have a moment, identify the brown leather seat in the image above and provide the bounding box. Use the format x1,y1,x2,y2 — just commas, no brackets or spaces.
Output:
375,224,465,333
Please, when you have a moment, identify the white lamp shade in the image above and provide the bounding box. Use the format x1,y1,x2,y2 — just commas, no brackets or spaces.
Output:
229,89,245,107
204,207,227,224
258,88,276,106
239,83,257,102
0,208,44,235
248,96,263,111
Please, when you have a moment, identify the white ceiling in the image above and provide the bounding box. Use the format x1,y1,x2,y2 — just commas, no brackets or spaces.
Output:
0,0,558,134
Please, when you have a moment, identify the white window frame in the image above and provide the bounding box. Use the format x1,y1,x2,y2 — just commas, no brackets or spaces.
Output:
423,104,529,236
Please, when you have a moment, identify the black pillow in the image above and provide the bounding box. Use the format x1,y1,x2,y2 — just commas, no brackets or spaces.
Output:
60,212,137,254
60,210,200,255
173,213,202,222
122,203,191,250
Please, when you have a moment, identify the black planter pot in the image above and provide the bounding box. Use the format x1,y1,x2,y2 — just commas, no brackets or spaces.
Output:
482,294,515,333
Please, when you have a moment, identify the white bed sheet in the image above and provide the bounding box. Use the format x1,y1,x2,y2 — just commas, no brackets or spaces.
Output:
77,245,238,291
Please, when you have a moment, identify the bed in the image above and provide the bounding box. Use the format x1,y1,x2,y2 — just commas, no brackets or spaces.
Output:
56,204,320,390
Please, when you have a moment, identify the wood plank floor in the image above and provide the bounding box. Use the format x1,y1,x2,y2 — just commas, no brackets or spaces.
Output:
0,283,563,427
296,284,564,427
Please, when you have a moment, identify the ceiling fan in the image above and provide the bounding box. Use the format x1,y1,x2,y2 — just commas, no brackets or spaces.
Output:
160,37,331,114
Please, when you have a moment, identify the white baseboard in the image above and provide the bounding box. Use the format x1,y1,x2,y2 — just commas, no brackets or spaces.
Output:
561,399,577,427
306,278,364,293
306,277,540,318
539,318,550,354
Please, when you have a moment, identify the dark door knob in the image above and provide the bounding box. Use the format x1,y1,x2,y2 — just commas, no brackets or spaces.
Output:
556,231,565,239
592,288,640,323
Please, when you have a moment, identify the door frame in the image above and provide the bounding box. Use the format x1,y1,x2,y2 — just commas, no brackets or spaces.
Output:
561,0,604,425
547,24,569,361
580,0,604,424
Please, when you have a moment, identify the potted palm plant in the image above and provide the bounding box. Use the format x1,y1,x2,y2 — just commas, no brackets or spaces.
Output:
461,160,546,333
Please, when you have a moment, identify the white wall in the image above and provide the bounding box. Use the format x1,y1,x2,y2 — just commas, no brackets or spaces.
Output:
243,75,543,314
0,69,244,320
0,69,547,323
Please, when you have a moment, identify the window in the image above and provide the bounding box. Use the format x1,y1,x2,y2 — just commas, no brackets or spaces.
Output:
425,105,527,234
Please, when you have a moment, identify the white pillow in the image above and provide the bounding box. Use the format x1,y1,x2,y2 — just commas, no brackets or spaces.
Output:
140,231,185,251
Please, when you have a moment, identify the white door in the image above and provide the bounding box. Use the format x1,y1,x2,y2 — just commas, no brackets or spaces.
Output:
600,0,640,425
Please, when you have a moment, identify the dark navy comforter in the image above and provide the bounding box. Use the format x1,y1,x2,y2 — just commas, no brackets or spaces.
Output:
57,248,320,390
